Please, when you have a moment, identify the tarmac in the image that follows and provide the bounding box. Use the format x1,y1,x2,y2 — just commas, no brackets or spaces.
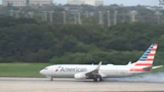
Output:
0,77,164,92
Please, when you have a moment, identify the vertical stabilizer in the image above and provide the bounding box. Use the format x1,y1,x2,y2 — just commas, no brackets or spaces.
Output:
130,43,158,72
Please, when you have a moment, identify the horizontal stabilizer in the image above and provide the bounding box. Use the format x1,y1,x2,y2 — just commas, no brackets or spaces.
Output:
152,65,163,69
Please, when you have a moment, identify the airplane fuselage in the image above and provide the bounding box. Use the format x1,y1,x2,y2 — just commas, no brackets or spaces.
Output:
40,64,138,78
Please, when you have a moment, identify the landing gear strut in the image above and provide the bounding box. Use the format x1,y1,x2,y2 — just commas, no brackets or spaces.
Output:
50,76,53,81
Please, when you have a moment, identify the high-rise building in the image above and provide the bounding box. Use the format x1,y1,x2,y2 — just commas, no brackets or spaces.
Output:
2,0,53,7
67,0,103,6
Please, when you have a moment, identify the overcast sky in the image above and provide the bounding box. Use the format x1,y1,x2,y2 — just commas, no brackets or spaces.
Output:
54,0,159,6
0,0,160,6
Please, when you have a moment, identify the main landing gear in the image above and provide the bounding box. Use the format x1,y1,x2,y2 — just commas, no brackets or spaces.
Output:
93,75,103,82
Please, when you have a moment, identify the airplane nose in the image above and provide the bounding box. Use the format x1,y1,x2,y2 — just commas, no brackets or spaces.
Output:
40,70,46,75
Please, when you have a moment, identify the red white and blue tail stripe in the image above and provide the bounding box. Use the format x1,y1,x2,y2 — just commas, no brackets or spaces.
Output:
130,43,158,72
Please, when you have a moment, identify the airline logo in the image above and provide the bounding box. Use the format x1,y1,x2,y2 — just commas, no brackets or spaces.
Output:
55,66,87,72
130,43,158,72
138,44,157,62
136,43,158,65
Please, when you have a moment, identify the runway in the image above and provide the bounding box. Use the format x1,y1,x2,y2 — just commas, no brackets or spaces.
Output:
0,77,164,92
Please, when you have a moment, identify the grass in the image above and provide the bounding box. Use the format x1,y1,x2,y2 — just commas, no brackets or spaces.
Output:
0,63,163,77
0,63,50,77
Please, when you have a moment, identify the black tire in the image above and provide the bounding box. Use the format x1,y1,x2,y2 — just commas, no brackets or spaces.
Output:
97,75,103,82
99,76,103,82
93,75,103,82
97,77,102,82
93,78,98,82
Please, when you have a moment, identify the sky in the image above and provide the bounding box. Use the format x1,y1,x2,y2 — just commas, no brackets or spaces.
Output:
0,0,160,6
54,0,159,6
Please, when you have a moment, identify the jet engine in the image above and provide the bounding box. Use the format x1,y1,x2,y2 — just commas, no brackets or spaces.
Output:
74,73,86,79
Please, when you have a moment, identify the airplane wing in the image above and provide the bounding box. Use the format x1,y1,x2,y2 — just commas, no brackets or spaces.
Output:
74,62,103,81
85,62,102,77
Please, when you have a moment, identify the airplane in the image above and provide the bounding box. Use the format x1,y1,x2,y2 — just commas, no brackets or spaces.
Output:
40,43,162,82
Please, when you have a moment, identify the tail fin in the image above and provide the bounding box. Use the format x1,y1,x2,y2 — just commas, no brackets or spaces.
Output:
130,43,158,72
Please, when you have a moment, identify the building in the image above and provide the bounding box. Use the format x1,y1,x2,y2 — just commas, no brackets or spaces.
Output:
95,0,103,6
84,0,103,6
67,0,84,5
29,0,53,6
2,0,27,7
67,0,103,6
2,0,53,7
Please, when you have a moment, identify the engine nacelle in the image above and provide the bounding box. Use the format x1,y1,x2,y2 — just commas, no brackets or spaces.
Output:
74,73,86,79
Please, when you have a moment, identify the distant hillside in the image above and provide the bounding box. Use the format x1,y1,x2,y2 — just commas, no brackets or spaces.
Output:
0,16,163,65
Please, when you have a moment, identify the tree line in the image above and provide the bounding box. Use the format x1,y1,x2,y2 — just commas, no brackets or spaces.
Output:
0,16,163,65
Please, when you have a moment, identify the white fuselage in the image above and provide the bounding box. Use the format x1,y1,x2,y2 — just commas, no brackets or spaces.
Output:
40,64,139,78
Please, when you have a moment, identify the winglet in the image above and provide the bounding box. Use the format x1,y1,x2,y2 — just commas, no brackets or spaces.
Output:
97,61,102,70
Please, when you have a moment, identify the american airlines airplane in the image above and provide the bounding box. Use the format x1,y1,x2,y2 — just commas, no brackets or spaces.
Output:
40,43,162,82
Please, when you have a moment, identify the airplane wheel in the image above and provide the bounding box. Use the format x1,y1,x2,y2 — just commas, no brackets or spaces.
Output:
98,76,103,82
97,76,103,82
93,75,102,82
93,78,98,82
